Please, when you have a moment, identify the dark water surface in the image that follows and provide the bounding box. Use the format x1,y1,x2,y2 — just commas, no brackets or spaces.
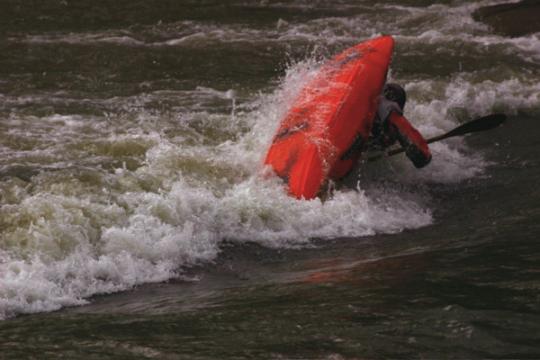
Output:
1,1,539,359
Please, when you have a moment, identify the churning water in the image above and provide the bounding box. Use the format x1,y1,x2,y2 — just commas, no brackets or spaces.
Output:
1,0,539,358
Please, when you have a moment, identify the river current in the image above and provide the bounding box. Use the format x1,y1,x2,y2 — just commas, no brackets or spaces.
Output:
1,1,539,358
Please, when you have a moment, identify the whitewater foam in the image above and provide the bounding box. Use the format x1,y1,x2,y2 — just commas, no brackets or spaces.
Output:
2,55,538,319
2,0,540,320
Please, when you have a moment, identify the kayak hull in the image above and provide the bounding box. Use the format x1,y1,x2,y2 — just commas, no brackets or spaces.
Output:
264,36,394,199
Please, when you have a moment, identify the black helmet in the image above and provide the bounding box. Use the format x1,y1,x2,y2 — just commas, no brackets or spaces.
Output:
383,83,406,111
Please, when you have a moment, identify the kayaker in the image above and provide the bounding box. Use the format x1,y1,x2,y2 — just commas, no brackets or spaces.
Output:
370,83,431,168
343,83,431,168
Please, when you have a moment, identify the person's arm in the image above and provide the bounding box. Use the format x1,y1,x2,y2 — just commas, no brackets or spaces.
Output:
387,112,432,168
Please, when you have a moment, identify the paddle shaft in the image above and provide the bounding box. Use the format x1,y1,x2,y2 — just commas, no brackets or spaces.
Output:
371,113,506,159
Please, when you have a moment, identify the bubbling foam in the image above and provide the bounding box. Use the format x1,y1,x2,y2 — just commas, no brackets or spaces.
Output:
2,0,540,320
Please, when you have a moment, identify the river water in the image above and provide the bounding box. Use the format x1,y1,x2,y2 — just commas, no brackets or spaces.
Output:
1,0,539,358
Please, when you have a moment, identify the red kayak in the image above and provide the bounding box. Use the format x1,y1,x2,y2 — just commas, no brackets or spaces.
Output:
264,35,395,199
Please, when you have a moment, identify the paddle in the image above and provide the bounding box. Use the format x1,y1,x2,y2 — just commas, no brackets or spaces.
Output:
368,113,507,161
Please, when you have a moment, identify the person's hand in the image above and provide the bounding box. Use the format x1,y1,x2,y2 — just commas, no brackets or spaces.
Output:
406,145,432,168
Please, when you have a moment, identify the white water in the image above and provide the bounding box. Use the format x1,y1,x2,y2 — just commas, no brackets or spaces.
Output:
1,0,540,320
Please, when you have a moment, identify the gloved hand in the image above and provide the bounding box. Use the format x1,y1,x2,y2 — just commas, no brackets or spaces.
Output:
406,144,432,168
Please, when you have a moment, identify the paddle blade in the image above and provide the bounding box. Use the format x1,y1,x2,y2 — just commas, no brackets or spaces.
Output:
371,113,507,161
443,113,506,139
